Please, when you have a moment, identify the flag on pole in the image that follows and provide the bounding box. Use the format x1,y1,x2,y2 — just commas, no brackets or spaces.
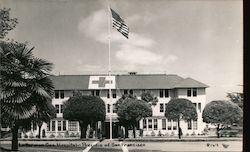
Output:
110,8,129,39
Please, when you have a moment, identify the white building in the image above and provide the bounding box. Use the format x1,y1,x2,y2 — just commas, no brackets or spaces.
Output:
24,73,208,138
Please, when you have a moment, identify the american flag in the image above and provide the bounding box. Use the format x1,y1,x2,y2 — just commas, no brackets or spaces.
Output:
110,8,129,39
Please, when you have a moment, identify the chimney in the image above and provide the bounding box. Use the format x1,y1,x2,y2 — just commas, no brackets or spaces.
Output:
128,72,137,75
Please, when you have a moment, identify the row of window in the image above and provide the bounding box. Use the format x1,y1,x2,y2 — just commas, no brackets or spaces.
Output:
54,88,199,99
47,120,66,131
143,119,197,130
159,102,202,113
55,104,63,114
107,104,117,113
47,120,78,132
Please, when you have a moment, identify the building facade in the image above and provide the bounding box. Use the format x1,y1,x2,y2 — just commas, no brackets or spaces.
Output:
23,73,208,138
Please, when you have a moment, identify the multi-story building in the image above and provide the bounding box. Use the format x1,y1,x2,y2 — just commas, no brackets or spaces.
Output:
25,72,208,138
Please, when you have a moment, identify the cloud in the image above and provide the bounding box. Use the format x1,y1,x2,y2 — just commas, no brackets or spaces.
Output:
78,9,178,71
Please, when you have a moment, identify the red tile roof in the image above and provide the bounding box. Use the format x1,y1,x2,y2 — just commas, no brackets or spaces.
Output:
50,74,208,90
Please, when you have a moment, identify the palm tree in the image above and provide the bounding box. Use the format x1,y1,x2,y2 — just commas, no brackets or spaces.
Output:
0,41,54,150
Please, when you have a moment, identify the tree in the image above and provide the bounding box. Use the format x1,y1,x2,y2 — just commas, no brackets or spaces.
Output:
0,41,54,150
63,94,106,139
226,92,243,110
202,100,243,138
141,90,158,106
165,98,197,139
117,98,152,138
0,8,18,39
31,100,56,138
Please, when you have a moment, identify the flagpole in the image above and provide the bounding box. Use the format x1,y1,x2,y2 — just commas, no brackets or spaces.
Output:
107,2,113,140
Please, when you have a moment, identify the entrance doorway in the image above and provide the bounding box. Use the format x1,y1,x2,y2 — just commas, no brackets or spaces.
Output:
103,122,119,139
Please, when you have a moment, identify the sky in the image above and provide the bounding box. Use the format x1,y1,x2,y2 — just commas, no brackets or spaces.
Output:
1,0,243,102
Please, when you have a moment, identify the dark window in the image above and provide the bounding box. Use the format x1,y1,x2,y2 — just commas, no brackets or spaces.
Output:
160,103,164,112
148,119,152,129
96,90,100,96
63,121,66,131
187,120,192,130
55,91,59,99
60,104,63,113
58,121,62,131
113,104,117,113
107,104,110,113
162,119,166,130
159,89,164,98
112,90,116,98
165,103,167,111
129,90,133,95
91,90,95,96
187,88,192,97
52,121,55,131
143,119,147,129
165,89,169,97
107,91,110,98
198,103,201,112
193,88,197,97
60,90,64,99
47,121,50,131
55,104,59,113
193,103,197,110
173,121,177,130
124,90,128,95
154,119,158,130
167,120,172,130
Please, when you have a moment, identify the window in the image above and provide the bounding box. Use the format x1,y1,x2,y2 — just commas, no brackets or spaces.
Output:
52,121,55,131
193,121,198,130
55,104,59,113
173,121,177,130
160,103,164,112
55,91,59,99
60,90,64,99
91,90,95,96
107,104,110,113
107,91,110,98
55,90,64,99
193,88,197,97
154,119,158,130
148,119,152,129
187,88,192,97
113,104,117,113
96,90,100,96
124,90,128,95
63,121,66,131
58,121,62,131
129,90,133,95
193,103,197,110
187,120,192,130
68,121,77,131
47,121,50,131
159,89,164,98
60,104,64,113
162,119,166,130
143,119,147,129
165,89,169,98
198,103,201,112
167,120,172,130
112,90,116,98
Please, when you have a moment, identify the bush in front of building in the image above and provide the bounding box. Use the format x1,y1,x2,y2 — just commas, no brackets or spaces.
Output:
165,98,197,139
63,93,106,139
202,100,243,138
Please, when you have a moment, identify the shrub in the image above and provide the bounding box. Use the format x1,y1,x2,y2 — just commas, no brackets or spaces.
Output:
170,131,175,136
158,130,162,136
49,133,55,138
24,134,28,138
186,133,189,136
64,131,69,138
191,131,196,136
151,131,156,136
29,133,34,138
